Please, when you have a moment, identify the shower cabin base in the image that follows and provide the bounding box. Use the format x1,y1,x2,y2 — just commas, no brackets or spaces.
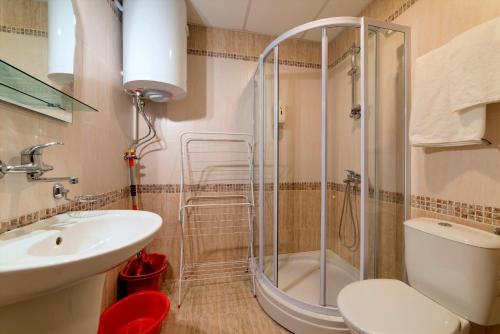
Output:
257,251,358,334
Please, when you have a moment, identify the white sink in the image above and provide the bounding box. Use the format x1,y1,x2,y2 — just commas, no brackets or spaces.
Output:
0,210,162,334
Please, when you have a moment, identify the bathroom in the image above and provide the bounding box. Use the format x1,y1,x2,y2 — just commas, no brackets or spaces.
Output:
1,0,500,333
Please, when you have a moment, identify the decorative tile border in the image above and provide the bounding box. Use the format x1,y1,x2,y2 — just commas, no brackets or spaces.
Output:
4,181,497,235
380,189,405,204
386,0,420,23
188,48,321,69
0,186,130,234
137,182,319,193
137,182,405,205
137,183,253,193
0,25,47,38
279,182,321,191
263,57,321,69
187,49,258,62
278,59,321,69
137,184,180,194
136,182,320,193
411,195,500,225
330,182,405,204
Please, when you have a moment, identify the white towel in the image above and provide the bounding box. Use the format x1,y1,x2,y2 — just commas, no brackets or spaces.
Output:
410,43,485,146
449,16,500,112
410,16,500,147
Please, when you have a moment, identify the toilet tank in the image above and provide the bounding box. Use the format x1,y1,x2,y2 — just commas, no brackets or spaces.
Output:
405,218,500,326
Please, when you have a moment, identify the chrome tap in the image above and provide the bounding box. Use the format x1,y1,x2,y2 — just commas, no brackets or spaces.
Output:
344,169,361,184
0,142,79,183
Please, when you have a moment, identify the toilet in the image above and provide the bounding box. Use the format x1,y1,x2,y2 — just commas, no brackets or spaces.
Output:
338,218,500,334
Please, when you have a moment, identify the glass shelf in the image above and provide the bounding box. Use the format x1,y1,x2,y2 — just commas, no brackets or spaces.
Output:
0,59,98,119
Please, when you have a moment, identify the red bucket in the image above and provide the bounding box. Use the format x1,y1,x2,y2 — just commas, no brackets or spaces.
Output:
119,252,168,296
98,291,170,334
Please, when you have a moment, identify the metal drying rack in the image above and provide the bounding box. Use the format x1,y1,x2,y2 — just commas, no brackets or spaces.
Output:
177,132,255,307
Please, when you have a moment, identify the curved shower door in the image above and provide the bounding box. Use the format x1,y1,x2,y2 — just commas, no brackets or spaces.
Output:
256,16,411,313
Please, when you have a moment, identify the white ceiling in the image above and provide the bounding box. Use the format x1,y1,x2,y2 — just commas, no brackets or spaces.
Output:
186,0,372,41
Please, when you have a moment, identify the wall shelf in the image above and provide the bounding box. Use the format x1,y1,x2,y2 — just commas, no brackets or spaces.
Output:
0,60,97,120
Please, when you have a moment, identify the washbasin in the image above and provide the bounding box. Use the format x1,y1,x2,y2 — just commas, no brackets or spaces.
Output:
0,210,162,334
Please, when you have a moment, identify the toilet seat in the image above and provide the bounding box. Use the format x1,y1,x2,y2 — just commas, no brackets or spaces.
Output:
338,279,467,334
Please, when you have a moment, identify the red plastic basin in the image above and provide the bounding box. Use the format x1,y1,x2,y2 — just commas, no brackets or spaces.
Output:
98,291,170,334
119,253,168,296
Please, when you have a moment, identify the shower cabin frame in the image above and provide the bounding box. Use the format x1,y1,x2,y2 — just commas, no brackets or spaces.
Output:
256,17,411,316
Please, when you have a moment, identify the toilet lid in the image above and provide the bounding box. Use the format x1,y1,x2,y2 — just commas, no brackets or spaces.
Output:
338,279,461,334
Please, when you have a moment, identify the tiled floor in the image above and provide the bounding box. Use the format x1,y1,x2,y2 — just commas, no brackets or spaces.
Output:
160,280,290,334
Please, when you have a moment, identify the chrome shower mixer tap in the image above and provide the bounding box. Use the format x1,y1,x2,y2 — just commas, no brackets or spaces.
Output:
344,169,361,184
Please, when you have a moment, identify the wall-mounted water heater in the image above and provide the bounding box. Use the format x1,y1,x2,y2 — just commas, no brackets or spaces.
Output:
122,0,187,103
47,0,76,86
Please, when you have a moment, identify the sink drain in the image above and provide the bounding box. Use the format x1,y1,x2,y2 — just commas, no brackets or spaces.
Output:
55,237,63,245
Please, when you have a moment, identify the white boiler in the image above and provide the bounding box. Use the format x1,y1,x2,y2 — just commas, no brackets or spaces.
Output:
122,0,187,102
47,0,76,86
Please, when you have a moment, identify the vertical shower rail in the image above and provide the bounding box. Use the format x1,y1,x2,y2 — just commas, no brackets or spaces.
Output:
177,131,256,307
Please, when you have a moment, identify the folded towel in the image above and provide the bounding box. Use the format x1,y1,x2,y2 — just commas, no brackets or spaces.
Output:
449,16,500,112
410,43,485,146
410,105,486,147
410,16,500,147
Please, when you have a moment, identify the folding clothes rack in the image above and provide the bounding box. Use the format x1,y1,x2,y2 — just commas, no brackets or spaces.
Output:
177,132,255,307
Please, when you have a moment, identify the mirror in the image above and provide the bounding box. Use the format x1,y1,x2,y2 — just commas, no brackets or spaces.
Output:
0,0,97,122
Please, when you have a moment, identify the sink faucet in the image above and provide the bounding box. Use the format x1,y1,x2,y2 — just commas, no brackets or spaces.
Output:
0,142,79,183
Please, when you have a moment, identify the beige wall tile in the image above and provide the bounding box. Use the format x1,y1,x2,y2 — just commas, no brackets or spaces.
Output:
0,0,48,31
0,0,133,222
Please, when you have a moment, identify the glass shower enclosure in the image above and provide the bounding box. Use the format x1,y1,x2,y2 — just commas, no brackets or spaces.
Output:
252,17,411,333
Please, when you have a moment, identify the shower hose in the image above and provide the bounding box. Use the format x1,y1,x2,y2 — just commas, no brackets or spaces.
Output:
338,178,359,251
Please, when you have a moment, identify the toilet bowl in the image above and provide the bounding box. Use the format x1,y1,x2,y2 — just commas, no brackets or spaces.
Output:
338,279,470,334
337,218,500,334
